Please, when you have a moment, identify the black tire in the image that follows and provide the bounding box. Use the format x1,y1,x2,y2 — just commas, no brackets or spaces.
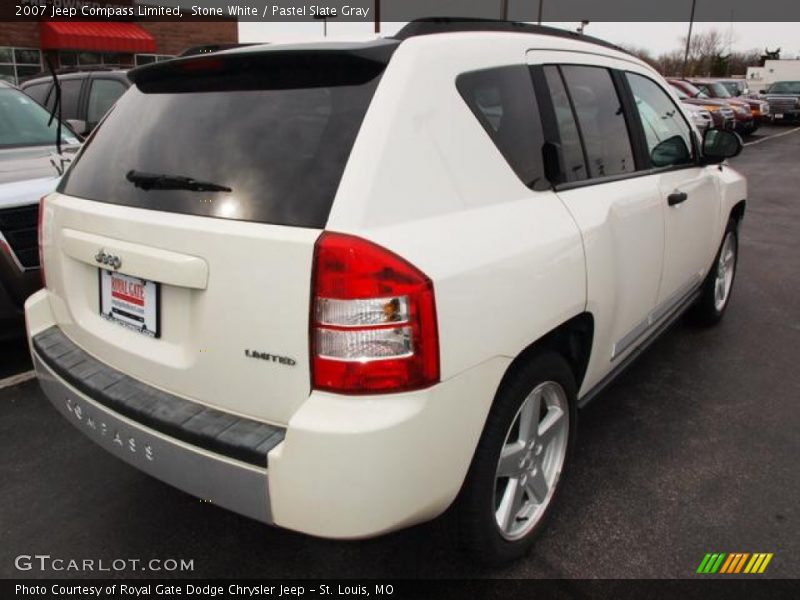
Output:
690,219,739,326
454,351,577,565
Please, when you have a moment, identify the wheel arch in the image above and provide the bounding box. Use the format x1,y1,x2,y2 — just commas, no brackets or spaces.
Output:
730,199,746,225
495,312,595,402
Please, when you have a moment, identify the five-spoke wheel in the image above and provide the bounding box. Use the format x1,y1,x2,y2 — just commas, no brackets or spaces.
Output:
494,381,569,540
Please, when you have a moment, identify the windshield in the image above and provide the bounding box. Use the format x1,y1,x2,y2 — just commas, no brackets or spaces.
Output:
702,82,732,98
768,81,800,94
59,61,383,228
679,81,708,99
672,86,689,100
720,81,743,96
0,88,79,149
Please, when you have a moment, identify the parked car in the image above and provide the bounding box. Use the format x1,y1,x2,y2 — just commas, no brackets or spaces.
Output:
669,78,755,134
26,20,746,565
0,81,80,339
688,78,770,129
20,68,130,136
759,81,800,122
683,104,713,133
714,78,750,97
670,83,735,130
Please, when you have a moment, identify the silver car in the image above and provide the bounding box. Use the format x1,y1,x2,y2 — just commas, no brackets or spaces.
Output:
0,80,80,339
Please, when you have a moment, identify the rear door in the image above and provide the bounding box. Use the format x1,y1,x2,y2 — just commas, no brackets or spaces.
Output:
43,49,387,425
527,53,665,382
623,72,720,307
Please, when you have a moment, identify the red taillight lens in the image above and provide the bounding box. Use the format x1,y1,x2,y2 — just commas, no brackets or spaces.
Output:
311,232,439,394
37,196,46,287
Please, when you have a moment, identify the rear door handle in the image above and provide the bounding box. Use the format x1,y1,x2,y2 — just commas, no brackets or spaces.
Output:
668,191,688,206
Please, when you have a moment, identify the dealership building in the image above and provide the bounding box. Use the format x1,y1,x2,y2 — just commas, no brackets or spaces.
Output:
0,1,237,84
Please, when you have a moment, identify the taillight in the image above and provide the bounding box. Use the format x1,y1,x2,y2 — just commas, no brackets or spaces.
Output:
38,196,46,286
311,232,439,394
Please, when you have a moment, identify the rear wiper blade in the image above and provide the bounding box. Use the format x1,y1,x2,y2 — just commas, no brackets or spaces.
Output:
126,170,232,192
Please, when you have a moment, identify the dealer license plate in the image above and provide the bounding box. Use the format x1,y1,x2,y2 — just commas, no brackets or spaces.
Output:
99,270,160,338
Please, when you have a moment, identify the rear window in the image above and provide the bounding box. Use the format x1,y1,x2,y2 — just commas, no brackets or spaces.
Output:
59,57,384,228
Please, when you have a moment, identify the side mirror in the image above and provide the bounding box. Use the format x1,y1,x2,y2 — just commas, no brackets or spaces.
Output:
702,128,743,164
65,119,88,136
759,89,766,94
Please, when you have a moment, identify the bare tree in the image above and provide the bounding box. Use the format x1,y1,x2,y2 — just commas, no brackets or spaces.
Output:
617,28,762,78
679,29,726,76
618,44,657,68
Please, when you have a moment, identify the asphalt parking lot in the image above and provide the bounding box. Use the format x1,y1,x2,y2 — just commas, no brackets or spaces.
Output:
1,124,798,580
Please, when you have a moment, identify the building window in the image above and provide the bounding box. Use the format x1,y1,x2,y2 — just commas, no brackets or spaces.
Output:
134,54,174,66
59,51,125,69
0,47,42,85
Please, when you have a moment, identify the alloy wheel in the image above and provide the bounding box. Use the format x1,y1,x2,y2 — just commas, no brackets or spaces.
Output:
493,381,569,541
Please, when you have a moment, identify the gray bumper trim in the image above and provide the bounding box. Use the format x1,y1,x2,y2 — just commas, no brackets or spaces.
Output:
32,326,285,467
34,353,275,524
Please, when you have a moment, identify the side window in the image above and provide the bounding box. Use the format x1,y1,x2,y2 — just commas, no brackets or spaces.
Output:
23,82,50,107
59,79,83,120
626,73,694,168
559,65,635,178
87,79,127,126
457,65,547,189
543,66,588,182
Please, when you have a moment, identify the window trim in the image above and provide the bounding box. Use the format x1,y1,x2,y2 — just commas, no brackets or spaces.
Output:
554,163,702,193
611,69,650,171
552,65,591,179
537,63,638,184
531,62,704,191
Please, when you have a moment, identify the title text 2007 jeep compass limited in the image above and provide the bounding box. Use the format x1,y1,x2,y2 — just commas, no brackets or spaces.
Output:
26,20,746,564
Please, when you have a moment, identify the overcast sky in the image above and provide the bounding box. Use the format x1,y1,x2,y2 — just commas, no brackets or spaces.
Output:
239,21,800,58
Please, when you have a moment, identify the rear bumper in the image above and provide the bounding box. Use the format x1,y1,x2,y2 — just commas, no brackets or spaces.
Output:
34,353,276,523
26,288,509,539
27,290,282,525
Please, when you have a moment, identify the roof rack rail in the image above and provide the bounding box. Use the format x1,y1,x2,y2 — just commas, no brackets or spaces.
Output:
393,17,631,56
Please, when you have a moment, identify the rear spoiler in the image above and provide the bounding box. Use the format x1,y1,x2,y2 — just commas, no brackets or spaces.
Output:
129,40,400,92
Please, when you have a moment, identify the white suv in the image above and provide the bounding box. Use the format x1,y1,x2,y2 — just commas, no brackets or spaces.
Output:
26,20,746,564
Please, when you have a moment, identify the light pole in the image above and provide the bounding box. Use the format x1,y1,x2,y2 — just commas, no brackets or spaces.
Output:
501,0,508,20
682,0,698,76
313,12,337,37
537,0,544,24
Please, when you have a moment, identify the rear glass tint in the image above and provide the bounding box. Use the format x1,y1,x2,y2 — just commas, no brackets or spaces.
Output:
59,57,384,228
456,65,547,190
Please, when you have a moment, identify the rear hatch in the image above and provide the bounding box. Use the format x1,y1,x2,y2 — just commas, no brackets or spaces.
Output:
41,43,393,424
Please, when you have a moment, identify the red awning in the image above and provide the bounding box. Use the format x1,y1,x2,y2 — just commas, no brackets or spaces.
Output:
40,22,156,54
